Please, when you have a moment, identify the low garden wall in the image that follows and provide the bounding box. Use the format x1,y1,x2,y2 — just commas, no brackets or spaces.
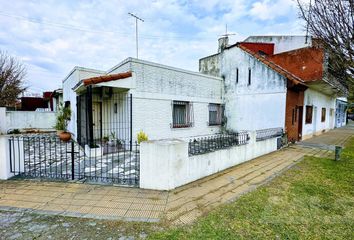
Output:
140,131,280,190
0,107,56,134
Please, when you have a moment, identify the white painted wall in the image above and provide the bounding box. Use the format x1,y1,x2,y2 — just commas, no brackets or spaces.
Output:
0,135,24,180
220,47,287,132
140,132,278,190
108,58,224,142
63,67,105,138
302,88,336,139
244,35,312,54
0,108,56,134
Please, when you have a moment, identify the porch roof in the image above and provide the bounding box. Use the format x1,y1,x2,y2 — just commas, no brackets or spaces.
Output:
83,71,132,86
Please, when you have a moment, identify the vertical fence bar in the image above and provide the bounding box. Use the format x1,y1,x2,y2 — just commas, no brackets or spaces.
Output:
71,141,75,180
130,93,133,151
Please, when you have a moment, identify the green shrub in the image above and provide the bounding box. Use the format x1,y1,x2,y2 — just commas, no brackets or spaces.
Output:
137,130,148,144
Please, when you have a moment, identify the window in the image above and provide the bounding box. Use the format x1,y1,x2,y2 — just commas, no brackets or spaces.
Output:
172,101,193,128
321,108,326,122
114,103,117,113
248,68,251,85
305,105,313,124
208,104,223,126
236,68,239,84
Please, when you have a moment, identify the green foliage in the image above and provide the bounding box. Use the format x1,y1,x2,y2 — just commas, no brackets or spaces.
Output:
54,103,71,132
137,130,148,144
8,129,20,134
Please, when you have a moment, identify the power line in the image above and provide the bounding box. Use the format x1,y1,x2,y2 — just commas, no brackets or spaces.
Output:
0,11,216,41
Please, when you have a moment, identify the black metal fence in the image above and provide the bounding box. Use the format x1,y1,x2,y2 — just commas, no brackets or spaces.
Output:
8,134,140,186
77,87,132,150
256,128,283,142
189,132,250,156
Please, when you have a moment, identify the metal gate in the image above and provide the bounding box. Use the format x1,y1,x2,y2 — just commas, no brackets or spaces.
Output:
8,134,140,186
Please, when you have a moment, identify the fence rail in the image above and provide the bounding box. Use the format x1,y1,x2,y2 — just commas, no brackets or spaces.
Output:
189,132,250,156
256,128,283,141
8,134,140,186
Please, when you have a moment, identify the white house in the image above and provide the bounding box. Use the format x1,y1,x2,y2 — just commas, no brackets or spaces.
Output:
63,58,224,148
200,35,348,142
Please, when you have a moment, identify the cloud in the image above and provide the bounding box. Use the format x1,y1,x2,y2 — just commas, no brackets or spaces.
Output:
249,0,296,21
0,0,306,93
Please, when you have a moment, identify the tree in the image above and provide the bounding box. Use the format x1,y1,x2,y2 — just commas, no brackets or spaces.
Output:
0,51,26,106
297,0,354,97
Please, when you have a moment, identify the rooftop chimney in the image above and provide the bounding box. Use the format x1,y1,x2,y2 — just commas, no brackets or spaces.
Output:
218,36,229,53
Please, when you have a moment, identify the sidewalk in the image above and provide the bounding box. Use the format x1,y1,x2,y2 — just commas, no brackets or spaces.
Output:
1,123,353,224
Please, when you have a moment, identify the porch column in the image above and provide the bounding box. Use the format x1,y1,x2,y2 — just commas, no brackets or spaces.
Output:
86,85,94,147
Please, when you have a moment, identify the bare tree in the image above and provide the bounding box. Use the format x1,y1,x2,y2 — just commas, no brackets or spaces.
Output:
297,0,354,89
0,51,26,107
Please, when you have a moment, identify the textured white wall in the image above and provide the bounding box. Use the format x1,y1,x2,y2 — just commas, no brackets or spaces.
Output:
302,88,336,139
245,36,312,54
63,67,105,138
221,47,287,131
105,58,224,141
140,132,278,190
3,111,56,133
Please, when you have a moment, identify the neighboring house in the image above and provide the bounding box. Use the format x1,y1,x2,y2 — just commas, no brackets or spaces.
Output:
51,88,63,112
200,38,287,134
63,59,223,148
199,35,348,142
16,96,50,111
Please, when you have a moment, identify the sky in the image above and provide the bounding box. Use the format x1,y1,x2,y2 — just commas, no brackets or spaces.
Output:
0,0,307,94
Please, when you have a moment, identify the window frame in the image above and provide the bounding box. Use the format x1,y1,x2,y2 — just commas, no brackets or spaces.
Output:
321,107,326,122
208,103,224,126
171,100,194,128
236,68,239,84
305,105,313,124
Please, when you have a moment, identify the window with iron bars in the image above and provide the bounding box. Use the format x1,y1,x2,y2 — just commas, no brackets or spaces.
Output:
208,103,223,126
172,101,194,128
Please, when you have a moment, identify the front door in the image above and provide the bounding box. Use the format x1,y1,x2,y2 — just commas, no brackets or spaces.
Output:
92,102,102,141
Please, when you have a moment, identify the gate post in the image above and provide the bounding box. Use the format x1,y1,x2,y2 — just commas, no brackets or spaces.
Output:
71,141,75,180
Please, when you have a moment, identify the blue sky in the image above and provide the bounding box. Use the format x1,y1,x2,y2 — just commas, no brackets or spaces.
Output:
0,0,307,94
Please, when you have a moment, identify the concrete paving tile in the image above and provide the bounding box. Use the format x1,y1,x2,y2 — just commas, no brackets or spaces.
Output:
88,206,127,217
125,209,151,218
149,211,163,219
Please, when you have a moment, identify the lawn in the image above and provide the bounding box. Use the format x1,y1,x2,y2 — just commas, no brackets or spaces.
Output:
149,137,354,239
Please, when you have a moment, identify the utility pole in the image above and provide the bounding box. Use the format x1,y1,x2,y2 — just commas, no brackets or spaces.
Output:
128,12,144,59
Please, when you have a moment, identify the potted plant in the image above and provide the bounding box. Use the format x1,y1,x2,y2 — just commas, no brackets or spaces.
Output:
54,103,72,142
108,131,117,146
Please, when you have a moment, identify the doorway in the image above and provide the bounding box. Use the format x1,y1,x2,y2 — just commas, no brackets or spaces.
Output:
92,101,102,141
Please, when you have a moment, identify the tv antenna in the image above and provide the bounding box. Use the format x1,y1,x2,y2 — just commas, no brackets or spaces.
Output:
220,24,236,38
128,12,144,59
305,0,312,44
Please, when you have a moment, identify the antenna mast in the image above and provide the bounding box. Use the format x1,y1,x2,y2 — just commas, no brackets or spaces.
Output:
305,0,312,44
128,12,144,59
221,24,236,38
